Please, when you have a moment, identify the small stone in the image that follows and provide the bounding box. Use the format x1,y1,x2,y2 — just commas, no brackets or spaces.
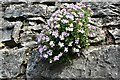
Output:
0,47,27,78
21,41,37,47
28,17,46,23
109,28,120,44
12,21,23,43
0,43,5,49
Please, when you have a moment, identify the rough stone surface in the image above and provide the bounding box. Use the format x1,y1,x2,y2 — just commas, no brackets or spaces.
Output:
0,1,120,80
4,4,47,18
26,45,119,79
109,28,120,44
0,21,23,42
1,0,120,2
0,47,27,78
12,21,23,43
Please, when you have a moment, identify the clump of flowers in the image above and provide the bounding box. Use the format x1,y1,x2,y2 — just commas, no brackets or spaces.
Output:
37,3,96,63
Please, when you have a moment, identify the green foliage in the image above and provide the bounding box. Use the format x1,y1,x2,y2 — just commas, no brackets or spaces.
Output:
37,3,96,64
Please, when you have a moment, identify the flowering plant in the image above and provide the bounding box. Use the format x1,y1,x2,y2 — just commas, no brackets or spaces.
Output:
37,3,96,63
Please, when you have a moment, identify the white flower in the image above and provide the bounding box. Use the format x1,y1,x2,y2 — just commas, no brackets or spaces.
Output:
47,50,52,56
46,36,50,42
49,59,52,63
70,23,73,27
76,49,79,52
58,52,63,57
69,28,73,31
49,41,55,47
59,35,65,40
77,29,84,33
55,24,60,28
52,30,59,38
48,29,52,34
73,48,79,52
77,45,81,48
66,27,73,31
66,27,69,31
58,14,63,18
43,54,48,58
65,14,74,20
75,38,79,44
77,53,80,57
61,19,69,24
78,22,83,26
71,12,78,17
58,42,64,47
64,47,68,52
54,56,59,61
89,32,96,37
68,41,73,46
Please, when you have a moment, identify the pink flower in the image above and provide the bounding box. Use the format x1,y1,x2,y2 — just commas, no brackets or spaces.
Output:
89,32,96,37
54,56,59,61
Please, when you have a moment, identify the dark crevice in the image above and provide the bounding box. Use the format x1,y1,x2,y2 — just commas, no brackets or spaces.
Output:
102,25,120,29
112,3,120,6
3,2,26,5
104,29,116,45
41,2,56,6
92,15,120,18
92,15,107,18
112,9,120,14
2,40,23,48
90,41,104,46
6,26,14,30
32,2,57,6
28,20,45,25
3,17,27,22
31,29,41,33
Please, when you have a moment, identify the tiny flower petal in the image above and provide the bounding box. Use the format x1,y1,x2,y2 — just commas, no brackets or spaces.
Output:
49,59,52,63
54,56,59,61
68,41,73,46
59,35,65,40
43,54,48,59
70,23,73,27
49,41,55,47
47,50,52,56
58,42,64,47
64,47,68,52
73,48,79,52
61,19,69,24
58,52,63,57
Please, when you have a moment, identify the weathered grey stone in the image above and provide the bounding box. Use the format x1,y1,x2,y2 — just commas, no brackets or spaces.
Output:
89,27,105,44
0,30,12,42
46,6,57,18
27,17,46,23
1,0,120,2
19,29,38,47
21,41,37,47
89,2,120,16
12,21,23,43
0,21,23,42
0,47,27,78
0,43,5,49
0,21,14,42
4,4,47,18
22,24,43,31
89,2,120,27
102,16,120,26
26,45,119,79
109,28,120,44
1,1,120,80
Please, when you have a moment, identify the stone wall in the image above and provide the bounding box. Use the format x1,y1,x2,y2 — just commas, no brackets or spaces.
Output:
0,1,120,80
